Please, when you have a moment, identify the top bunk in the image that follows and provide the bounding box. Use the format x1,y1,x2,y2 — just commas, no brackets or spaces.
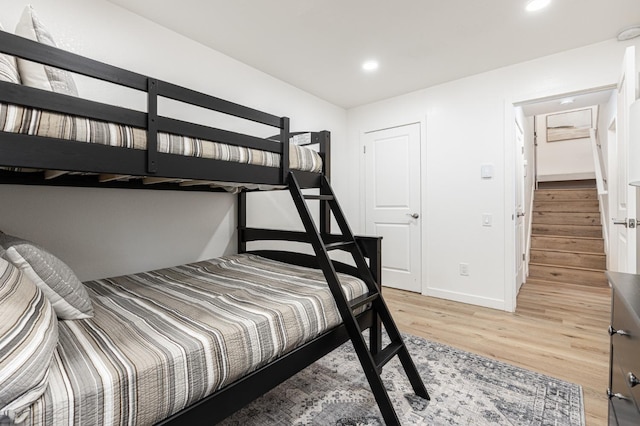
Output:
0,29,330,193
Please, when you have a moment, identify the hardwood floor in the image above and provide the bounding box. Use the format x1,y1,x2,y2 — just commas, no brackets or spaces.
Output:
384,279,611,425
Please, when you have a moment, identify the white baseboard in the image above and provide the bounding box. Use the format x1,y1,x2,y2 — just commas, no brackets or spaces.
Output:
422,287,507,311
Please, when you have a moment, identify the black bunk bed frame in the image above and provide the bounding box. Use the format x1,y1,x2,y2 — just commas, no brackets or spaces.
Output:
0,31,429,425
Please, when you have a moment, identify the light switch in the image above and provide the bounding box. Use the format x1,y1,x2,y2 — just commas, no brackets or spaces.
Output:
481,164,494,179
482,214,492,227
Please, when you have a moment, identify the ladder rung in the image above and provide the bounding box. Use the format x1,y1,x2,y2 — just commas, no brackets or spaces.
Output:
373,342,404,370
349,292,379,310
303,194,334,200
324,241,355,251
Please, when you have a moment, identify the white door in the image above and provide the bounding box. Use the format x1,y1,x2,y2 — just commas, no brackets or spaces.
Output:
515,119,526,290
364,123,422,292
611,46,637,273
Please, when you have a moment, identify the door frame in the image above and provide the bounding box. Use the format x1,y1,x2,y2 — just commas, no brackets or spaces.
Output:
608,116,619,271
514,117,526,292
505,84,618,311
359,115,428,294
617,46,637,273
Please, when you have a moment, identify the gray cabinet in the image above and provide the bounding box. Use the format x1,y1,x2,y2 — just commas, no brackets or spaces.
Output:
606,272,640,425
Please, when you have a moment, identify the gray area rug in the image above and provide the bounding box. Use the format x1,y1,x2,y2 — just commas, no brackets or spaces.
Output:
220,333,585,425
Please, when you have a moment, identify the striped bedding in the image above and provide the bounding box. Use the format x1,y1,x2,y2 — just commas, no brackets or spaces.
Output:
0,102,323,173
21,254,367,426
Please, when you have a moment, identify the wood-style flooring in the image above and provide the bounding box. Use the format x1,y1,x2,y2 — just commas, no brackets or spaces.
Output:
384,279,611,425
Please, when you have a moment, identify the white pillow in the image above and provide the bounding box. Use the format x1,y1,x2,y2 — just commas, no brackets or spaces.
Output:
15,5,78,95
0,257,58,424
0,22,21,84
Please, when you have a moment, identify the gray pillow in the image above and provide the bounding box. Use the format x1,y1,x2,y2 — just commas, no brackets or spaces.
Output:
0,257,58,424
0,232,93,320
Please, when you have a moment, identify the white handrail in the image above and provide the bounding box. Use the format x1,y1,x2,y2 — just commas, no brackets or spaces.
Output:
590,128,609,254
590,128,606,196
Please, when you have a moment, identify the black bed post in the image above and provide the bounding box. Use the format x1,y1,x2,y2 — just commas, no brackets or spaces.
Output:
147,78,158,174
369,236,383,355
356,236,383,355
280,117,290,184
237,191,247,254
319,131,331,235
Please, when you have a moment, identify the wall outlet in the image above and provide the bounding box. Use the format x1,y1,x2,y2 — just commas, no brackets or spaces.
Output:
459,263,469,276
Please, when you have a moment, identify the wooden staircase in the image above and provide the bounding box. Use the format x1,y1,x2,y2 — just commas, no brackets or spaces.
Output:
528,184,608,287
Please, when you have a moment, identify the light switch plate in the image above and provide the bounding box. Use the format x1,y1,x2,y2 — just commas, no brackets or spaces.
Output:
459,263,469,276
481,164,494,179
482,213,492,227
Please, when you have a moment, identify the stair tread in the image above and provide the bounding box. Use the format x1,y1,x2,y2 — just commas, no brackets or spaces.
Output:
524,277,611,288
529,262,606,272
535,189,597,191
530,248,605,256
532,223,603,227
531,234,603,240
534,198,598,201
531,233,603,240
531,225,602,236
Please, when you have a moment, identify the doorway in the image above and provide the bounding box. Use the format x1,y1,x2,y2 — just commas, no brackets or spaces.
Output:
510,84,617,309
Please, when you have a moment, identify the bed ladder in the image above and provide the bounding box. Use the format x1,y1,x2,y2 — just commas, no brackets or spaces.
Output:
288,172,430,425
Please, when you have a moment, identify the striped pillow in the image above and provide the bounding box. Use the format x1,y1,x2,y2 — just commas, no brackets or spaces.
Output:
14,5,78,96
0,257,58,424
0,232,94,320
0,23,20,84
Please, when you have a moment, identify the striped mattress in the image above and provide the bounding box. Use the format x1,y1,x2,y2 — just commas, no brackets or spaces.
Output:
0,102,323,173
22,254,367,426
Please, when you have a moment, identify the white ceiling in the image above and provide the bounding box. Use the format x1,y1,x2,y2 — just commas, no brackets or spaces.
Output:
107,0,640,109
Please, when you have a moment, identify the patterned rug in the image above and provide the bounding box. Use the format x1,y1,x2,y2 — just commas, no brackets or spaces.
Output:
220,333,585,425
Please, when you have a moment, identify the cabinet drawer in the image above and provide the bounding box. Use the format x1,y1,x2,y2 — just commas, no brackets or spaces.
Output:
612,333,640,405
610,354,640,425
609,398,618,425
612,290,640,384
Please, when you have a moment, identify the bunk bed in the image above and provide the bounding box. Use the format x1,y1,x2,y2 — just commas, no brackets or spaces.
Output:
0,17,429,426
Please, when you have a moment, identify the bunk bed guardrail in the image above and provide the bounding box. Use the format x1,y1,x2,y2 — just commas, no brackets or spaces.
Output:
0,30,328,189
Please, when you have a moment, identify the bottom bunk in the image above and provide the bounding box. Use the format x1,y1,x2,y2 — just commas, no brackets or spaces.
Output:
1,250,373,425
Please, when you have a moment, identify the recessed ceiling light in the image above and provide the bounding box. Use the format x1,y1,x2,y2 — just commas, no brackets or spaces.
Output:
526,0,551,12
560,98,574,105
617,25,640,41
362,60,379,72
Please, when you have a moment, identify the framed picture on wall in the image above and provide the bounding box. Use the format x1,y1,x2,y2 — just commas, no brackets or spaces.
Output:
546,108,592,142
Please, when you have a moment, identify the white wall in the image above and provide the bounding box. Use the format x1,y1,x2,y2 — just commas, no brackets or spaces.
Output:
348,37,640,311
535,106,597,182
0,0,348,280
